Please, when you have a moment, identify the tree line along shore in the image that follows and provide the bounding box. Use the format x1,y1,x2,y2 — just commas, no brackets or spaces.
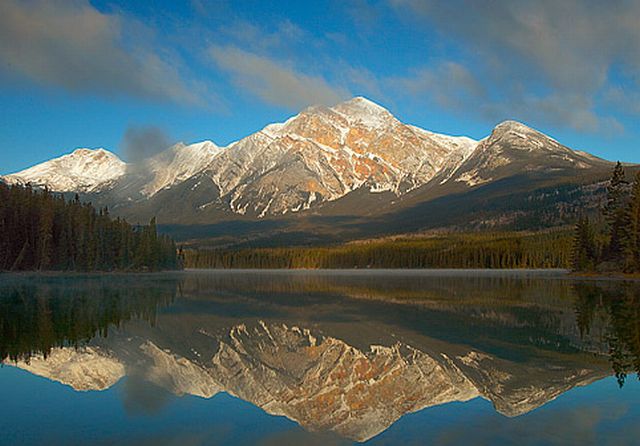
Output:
0,183,180,272
184,230,573,269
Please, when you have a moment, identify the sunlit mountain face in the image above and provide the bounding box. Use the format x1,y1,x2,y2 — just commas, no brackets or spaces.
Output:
3,97,630,247
1,271,638,444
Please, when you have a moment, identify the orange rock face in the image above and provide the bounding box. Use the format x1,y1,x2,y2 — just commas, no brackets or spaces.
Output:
205,97,478,216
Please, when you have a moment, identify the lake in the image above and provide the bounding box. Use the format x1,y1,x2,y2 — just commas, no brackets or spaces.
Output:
0,270,638,445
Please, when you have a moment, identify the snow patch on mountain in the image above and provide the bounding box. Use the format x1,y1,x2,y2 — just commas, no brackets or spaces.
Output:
3,148,126,192
332,96,397,129
141,140,221,196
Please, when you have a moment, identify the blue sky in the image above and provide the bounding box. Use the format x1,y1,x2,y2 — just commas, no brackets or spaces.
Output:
1,0,639,174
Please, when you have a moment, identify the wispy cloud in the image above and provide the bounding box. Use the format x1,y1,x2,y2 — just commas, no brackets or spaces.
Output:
0,0,214,107
393,62,486,113
342,0,382,33
209,45,350,109
218,19,307,54
389,0,640,133
391,0,640,91
603,87,640,116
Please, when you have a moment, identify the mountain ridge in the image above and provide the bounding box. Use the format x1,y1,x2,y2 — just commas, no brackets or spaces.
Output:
2,97,626,243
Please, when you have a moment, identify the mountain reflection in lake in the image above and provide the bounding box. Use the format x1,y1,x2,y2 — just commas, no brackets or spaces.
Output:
0,270,638,445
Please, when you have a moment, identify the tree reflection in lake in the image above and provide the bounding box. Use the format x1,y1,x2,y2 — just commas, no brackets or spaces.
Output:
0,274,178,362
574,281,640,387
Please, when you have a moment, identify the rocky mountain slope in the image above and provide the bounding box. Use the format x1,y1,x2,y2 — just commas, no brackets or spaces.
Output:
449,120,604,187
3,97,623,243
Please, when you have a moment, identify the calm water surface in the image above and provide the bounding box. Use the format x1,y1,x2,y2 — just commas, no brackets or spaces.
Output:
0,270,638,445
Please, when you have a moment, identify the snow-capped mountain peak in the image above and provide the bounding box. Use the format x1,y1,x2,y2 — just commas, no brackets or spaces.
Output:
490,120,564,146
486,120,570,154
140,140,222,196
192,96,480,216
261,97,396,141
3,148,126,192
332,96,396,128
493,119,531,132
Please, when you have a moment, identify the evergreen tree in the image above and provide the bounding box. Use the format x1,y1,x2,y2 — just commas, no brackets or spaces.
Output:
624,172,640,272
572,216,596,271
605,162,629,264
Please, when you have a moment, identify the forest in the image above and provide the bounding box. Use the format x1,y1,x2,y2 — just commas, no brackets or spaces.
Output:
184,230,573,269
0,183,180,271
572,162,640,274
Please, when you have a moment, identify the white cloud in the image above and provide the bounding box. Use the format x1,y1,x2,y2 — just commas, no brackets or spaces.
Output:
209,45,349,108
394,62,485,112
0,0,212,106
389,0,640,133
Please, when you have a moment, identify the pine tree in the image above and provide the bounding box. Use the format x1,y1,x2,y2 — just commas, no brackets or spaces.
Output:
605,162,629,265
572,216,596,271
624,172,640,272
36,189,54,270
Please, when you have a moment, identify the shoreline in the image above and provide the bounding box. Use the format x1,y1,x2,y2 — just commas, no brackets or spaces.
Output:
2,268,639,281
184,267,567,273
568,271,640,281
0,269,184,277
